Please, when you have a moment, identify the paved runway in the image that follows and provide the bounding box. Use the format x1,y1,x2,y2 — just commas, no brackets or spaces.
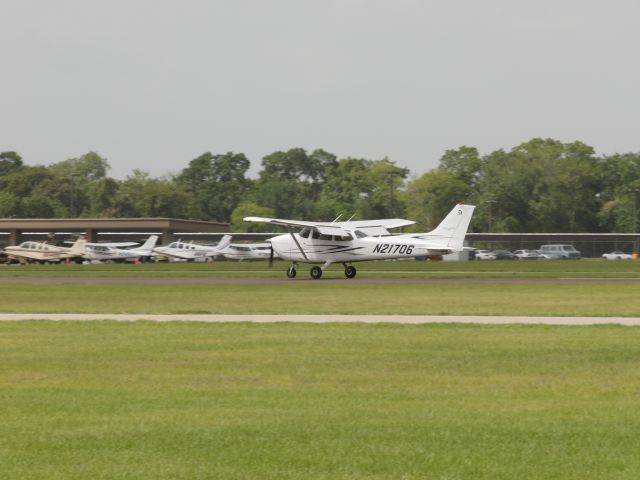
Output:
1,313,640,325
1,276,640,284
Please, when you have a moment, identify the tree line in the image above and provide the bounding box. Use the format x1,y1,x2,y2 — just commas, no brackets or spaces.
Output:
1,138,639,233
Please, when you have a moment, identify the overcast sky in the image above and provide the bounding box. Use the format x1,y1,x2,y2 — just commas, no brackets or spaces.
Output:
1,0,639,179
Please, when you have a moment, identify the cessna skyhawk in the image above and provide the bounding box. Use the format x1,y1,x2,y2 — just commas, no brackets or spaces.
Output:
153,235,232,261
244,203,475,279
5,236,87,264
84,235,159,263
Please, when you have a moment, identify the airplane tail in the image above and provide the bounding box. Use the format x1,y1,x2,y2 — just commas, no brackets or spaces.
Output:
138,235,159,252
69,236,87,255
419,203,475,251
215,235,232,251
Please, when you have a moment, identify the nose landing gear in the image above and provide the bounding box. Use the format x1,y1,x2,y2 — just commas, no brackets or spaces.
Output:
286,265,297,278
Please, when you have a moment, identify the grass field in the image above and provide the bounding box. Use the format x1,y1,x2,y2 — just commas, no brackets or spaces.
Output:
1,282,640,316
2,258,640,278
1,260,640,316
1,321,639,479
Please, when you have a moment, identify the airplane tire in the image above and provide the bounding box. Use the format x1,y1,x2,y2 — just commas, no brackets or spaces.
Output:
286,267,297,278
310,266,322,279
345,266,357,278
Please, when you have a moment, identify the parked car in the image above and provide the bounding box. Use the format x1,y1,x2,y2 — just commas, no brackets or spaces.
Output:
602,250,633,260
492,249,517,260
475,249,496,260
539,244,581,259
513,249,541,260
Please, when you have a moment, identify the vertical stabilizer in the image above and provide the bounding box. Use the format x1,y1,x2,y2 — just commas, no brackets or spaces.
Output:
70,236,87,255
423,203,475,250
216,235,232,251
139,235,159,252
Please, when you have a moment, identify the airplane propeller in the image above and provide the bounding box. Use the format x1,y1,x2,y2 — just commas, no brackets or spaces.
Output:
268,243,274,268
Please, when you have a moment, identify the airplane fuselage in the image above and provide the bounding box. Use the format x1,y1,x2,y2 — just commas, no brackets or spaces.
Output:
270,233,448,263
5,242,82,262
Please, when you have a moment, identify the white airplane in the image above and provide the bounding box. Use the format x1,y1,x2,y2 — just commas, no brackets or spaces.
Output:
5,236,87,264
220,242,277,261
83,235,159,263
153,235,232,261
244,203,475,279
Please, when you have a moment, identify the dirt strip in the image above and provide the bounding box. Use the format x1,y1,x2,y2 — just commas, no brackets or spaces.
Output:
1,314,640,325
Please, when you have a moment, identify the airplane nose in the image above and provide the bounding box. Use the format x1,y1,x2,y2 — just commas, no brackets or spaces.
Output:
270,235,288,255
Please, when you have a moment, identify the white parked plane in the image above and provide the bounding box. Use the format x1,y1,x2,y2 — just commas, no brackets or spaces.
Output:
5,236,87,264
220,242,277,261
84,235,159,263
244,203,475,279
153,235,232,261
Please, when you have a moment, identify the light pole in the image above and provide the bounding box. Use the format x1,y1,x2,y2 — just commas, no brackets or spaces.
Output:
485,198,497,232
633,189,639,233
632,188,640,254
69,173,81,217
386,171,401,217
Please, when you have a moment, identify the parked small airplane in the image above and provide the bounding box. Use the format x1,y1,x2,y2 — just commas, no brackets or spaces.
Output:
153,235,232,261
4,236,87,264
244,203,475,279
220,242,277,261
84,235,159,263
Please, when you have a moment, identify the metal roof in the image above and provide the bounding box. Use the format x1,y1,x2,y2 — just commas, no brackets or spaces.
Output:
0,218,229,233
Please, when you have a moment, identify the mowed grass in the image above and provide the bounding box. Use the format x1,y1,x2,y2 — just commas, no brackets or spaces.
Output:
2,259,640,278
1,282,640,316
1,321,640,479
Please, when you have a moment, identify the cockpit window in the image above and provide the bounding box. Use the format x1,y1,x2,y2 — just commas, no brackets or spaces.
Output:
354,230,368,239
299,228,310,239
335,234,352,242
319,234,332,241
311,230,320,240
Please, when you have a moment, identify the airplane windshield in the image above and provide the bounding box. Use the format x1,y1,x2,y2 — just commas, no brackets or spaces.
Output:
335,234,352,242
299,228,310,238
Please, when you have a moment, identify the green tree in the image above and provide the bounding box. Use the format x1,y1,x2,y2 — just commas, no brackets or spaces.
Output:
0,151,23,176
314,157,408,221
405,169,469,231
177,152,250,221
113,170,191,218
255,148,335,219
230,201,276,232
594,153,640,232
45,152,112,217
48,151,110,181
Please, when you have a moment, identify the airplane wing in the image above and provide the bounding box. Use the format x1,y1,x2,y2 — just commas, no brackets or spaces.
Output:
88,242,139,247
244,217,414,235
66,241,139,247
243,216,347,235
5,251,39,261
341,219,415,229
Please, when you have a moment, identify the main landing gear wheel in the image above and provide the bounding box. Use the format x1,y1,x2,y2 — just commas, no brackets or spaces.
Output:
344,265,357,279
310,266,323,279
286,266,297,278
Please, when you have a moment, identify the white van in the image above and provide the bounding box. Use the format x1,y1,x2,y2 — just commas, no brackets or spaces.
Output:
539,244,581,259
